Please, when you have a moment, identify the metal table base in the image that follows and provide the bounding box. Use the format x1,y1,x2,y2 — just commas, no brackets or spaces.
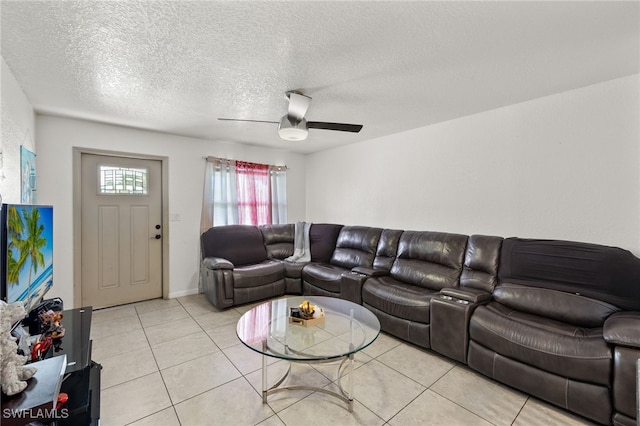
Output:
261,340,356,412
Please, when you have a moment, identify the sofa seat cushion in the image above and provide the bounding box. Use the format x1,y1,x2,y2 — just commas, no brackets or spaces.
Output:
302,263,347,293
284,260,306,279
362,276,437,323
233,260,284,288
494,283,619,328
470,302,612,385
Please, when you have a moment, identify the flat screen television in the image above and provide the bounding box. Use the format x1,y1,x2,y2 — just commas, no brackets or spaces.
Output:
0,204,54,312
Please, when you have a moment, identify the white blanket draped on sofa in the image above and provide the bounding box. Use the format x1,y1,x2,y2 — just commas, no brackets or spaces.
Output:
286,221,311,263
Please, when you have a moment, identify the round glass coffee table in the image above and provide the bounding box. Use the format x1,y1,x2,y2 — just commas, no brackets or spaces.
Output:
236,296,380,412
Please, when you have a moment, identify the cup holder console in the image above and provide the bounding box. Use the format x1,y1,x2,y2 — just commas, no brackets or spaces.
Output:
432,293,477,363
440,294,469,304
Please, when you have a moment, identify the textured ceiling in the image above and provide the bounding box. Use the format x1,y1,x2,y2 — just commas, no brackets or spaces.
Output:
1,1,638,154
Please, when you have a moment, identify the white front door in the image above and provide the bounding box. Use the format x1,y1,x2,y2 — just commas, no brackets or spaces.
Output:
80,153,163,308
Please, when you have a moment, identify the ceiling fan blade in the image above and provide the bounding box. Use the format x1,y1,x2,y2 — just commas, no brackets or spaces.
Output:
218,118,279,124
286,91,311,121
307,121,363,133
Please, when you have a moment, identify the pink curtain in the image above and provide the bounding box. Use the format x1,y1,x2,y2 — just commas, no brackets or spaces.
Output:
236,161,272,225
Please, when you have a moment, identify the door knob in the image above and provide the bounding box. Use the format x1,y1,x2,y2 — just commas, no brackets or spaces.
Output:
150,234,161,240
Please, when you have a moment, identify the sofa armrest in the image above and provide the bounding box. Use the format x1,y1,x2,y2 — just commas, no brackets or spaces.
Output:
351,266,389,277
201,257,235,309
341,270,375,305
202,257,235,270
440,287,491,304
431,288,489,364
341,267,388,304
604,311,640,348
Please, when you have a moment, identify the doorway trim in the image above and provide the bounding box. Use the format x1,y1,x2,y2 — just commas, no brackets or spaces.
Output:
72,147,170,307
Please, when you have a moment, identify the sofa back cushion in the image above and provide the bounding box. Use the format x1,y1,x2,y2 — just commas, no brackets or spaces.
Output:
390,231,468,290
499,237,640,311
373,229,404,271
331,226,383,269
460,235,503,293
309,223,344,262
201,225,267,266
493,283,620,327
260,224,294,259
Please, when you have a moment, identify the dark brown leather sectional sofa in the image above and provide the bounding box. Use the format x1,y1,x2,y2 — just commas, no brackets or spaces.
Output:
200,223,640,425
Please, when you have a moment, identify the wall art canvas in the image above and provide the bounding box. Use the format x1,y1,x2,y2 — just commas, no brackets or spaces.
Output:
2,204,54,311
20,146,36,204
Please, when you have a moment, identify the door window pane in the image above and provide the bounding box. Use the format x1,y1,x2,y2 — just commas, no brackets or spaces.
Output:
99,165,148,195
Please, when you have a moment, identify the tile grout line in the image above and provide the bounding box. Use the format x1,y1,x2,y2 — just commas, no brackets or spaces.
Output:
96,298,250,425
426,364,513,426
162,298,257,418
132,302,176,425
94,301,182,426
509,395,530,426
179,297,284,425
379,355,459,425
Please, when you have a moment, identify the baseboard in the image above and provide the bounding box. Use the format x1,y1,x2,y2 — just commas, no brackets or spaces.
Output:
168,288,201,299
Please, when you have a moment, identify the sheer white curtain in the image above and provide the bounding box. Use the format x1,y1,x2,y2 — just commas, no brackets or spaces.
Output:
200,158,287,292
201,157,288,233
200,157,239,233
270,165,287,224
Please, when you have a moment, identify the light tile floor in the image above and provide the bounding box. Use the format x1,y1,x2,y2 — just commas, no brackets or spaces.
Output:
91,294,595,426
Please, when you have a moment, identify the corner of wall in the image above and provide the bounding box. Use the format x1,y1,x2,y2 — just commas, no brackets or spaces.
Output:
1,55,36,203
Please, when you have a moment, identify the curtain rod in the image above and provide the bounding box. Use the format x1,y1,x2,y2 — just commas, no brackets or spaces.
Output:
203,156,287,170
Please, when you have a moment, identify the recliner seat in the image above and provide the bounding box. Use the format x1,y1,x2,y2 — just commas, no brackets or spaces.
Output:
200,225,286,309
467,238,640,424
259,224,302,294
302,226,382,297
362,231,468,348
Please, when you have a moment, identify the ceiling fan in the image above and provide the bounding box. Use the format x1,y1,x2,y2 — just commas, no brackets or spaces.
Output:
218,91,363,141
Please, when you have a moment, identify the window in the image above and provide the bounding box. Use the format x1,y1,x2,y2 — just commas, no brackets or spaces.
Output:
99,165,148,195
200,157,287,231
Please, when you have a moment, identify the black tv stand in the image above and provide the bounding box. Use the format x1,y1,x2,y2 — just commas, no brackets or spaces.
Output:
1,307,101,425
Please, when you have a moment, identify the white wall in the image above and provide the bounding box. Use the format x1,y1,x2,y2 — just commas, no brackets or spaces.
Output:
36,115,306,307
306,74,640,254
0,56,36,203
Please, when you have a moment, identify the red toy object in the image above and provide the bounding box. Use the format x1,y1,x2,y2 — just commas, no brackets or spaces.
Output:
56,392,68,409
31,336,53,361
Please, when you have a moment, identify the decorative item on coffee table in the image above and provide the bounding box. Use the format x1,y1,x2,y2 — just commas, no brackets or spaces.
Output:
289,300,325,327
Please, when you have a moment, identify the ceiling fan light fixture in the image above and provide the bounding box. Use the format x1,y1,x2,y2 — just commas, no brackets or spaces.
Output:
278,116,308,141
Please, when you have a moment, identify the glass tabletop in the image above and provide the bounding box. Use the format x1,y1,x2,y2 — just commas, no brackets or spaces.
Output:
236,296,380,361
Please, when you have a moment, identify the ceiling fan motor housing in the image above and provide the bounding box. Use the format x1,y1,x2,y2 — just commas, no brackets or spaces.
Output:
278,115,309,141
